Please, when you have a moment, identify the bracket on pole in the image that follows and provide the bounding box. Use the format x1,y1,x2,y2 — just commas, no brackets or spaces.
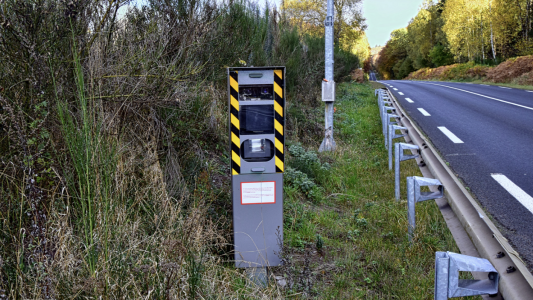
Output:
435,251,499,299
394,143,419,200
407,176,443,240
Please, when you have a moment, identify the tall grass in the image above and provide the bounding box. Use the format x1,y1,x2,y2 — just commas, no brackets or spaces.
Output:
55,35,117,277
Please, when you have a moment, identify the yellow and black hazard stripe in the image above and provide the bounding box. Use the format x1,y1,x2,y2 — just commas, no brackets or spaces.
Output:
229,71,241,175
274,69,285,173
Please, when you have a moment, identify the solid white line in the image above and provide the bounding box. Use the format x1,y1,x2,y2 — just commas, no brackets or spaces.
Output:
418,108,431,116
438,126,464,143
492,174,533,215
398,92,404,95
422,82,533,111
405,98,414,103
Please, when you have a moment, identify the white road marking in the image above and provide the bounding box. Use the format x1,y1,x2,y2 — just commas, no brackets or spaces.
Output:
438,127,464,143
398,92,404,95
405,98,414,103
499,86,512,89
417,108,431,116
393,88,398,91
492,174,533,215
422,82,533,111
481,84,490,86
526,90,533,93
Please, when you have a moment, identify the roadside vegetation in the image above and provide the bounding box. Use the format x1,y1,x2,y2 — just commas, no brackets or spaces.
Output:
0,0,363,297
404,55,533,90
375,0,533,84
276,82,481,299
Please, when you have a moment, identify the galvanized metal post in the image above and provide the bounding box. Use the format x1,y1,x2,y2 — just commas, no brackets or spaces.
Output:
394,143,419,200
388,125,407,170
384,113,399,149
381,107,395,138
434,252,450,300
407,176,443,241
434,251,499,299
319,0,336,152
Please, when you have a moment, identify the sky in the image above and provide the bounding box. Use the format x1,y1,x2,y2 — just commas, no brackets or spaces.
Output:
363,0,426,47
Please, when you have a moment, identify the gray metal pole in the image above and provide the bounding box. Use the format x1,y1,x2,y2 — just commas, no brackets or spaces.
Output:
395,143,401,200
407,177,416,241
319,0,336,152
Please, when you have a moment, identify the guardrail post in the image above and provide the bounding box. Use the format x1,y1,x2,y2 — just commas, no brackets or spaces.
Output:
384,113,399,148
407,176,443,240
434,251,499,299
395,143,419,200
380,102,393,121
381,108,396,137
389,125,408,170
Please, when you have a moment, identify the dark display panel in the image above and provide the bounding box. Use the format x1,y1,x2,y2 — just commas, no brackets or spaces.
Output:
240,105,274,135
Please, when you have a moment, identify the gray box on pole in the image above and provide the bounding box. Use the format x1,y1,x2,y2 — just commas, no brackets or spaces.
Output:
322,81,335,102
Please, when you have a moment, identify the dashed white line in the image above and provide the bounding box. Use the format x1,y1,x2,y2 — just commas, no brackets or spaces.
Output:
492,174,533,215
526,90,533,93
437,127,464,143
417,108,431,116
405,98,414,103
398,92,404,95
422,82,533,111
393,88,398,91
500,86,512,89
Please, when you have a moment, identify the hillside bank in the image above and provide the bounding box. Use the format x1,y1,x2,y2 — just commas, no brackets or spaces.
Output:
405,55,533,88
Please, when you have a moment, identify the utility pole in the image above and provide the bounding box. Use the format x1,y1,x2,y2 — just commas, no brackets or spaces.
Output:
319,0,336,152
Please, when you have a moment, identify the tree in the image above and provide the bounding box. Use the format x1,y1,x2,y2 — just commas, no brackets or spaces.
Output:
282,0,366,49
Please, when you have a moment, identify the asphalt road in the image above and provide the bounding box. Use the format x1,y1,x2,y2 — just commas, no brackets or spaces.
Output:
379,80,533,272
369,72,378,81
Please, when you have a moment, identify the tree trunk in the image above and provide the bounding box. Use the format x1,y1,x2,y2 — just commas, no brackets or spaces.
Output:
490,1,496,60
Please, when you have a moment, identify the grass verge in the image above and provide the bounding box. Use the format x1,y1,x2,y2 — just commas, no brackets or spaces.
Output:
276,81,480,299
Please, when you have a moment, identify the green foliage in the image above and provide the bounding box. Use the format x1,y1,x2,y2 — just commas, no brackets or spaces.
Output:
284,167,317,193
429,44,455,67
287,144,329,177
316,234,324,250
377,0,533,79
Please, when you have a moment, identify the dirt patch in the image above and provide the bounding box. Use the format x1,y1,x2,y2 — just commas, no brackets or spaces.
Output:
351,68,365,83
405,55,533,86
486,55,533,83
406,63,491,81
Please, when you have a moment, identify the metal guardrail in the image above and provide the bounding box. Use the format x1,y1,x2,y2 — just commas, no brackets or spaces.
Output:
395,142,419,200
407,176,444,241
378,87,533,300
435,251,499,299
